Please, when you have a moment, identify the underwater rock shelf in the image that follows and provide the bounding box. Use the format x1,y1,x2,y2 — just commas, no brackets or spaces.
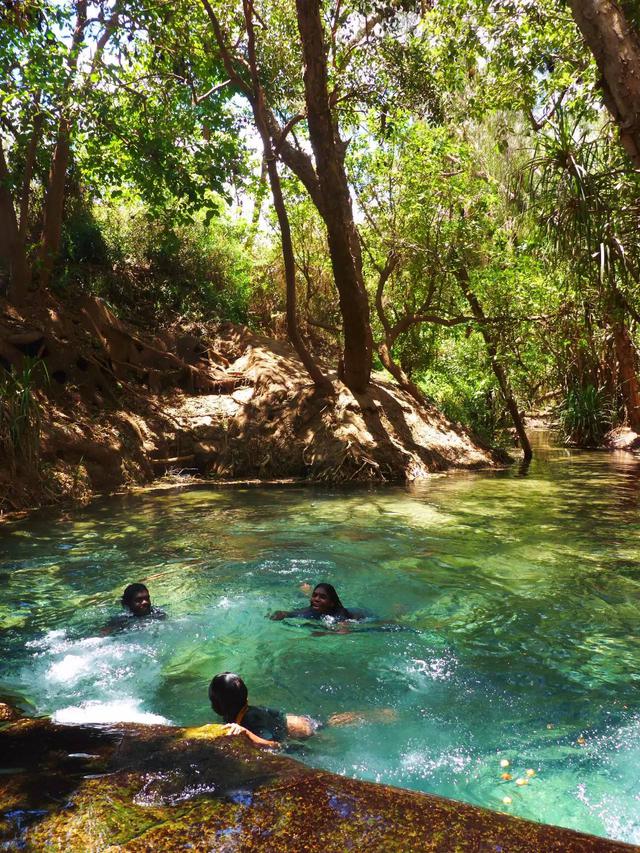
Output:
0,714,637,852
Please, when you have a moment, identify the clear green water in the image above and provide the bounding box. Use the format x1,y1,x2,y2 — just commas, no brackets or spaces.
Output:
1,438,640,843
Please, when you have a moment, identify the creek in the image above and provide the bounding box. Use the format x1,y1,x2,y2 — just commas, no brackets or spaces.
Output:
1,432,639,844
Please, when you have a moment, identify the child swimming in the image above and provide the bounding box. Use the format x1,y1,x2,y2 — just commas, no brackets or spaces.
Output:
103,583,166,633
209,672,317,747
209,672,397,748
270,582,364,623
121,583,165,619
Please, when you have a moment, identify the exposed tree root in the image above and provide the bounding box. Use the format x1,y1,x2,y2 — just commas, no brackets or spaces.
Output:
0,293,509,517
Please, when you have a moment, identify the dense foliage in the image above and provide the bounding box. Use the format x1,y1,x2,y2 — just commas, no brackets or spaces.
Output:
2,0,639,445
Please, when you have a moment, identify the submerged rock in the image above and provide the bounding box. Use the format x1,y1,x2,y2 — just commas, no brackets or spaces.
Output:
0,715,636,852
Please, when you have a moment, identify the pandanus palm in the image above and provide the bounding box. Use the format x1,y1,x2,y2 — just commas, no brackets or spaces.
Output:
526,107,640,435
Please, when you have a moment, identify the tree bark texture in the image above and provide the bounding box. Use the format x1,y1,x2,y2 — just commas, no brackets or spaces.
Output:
609,290,640,431
295,0,373,392
613,320,640,431
38,0,88,289
568,0,640,168
19,98,43,241
38,118,72,289
0,142,31,302
458,268,533,461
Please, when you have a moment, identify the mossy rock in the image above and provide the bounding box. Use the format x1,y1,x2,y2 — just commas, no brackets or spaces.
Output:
0,715,637,852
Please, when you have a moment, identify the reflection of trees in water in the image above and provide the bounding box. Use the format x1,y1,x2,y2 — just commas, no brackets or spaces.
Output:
608,453,640,510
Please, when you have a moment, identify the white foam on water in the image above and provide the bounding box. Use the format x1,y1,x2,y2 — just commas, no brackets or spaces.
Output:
48,653,92,682
20,627,163,720
52,698,170,725
576,783,640,845
410,656,455,681
401,746,471,778
259,558,335,577
26,628,68,651
42,633,151,688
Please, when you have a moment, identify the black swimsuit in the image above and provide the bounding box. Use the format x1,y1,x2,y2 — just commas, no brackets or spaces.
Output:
240,706,288,742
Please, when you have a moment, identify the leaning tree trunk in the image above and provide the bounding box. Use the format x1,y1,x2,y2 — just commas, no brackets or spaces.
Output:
242,0,331,393
374,253,431,408
458,268,532,462
568,0,640,168
295,0,373,393
37,0,88,290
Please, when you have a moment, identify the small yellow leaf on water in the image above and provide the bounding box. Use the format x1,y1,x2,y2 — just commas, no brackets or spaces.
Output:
515,777,528,786
577,736,586,745
525,769,536,777
501,773,512,781
502,796,512,805
500,759,510,768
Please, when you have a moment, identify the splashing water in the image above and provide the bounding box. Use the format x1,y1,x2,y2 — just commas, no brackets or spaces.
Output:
1,440,640,844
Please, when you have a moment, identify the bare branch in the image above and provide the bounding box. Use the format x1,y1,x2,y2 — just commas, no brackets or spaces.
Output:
194,79,232,104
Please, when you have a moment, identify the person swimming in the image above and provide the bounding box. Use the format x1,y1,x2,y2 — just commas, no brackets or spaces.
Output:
209,672,316,748
270,582,362,622
122,583,153,617
102,583,166,633
121,582,168,618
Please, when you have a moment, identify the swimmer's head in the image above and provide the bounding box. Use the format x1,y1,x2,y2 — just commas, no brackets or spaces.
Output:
311,582,343,614
122,583,151,616
209,672,248,723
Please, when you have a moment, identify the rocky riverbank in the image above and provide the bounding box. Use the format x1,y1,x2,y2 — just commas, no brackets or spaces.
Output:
0,705,636,852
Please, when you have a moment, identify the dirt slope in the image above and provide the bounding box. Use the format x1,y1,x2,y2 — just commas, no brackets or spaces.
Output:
0,295,508,515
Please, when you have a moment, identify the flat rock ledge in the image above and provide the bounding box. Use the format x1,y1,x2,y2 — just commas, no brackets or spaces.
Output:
0,711,636,853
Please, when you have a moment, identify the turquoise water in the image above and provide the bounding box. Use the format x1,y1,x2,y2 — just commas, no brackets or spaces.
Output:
1,439,640,843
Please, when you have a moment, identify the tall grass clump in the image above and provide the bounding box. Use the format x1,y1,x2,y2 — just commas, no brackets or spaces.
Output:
557,384,613,446
0,358,48,471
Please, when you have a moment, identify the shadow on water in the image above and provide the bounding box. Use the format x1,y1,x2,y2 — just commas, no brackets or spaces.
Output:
2,426,640,846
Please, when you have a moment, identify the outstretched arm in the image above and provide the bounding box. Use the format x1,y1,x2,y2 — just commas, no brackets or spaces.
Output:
327,708,398,727
223,722,280,748
269,610,293,621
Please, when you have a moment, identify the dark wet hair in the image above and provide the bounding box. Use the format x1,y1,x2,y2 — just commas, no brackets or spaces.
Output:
121,583,149,610
313,583,344,611
208,672,248,722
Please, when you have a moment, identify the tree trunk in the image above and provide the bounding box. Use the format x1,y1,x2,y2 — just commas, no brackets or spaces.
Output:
377,340,432,408
609,290,640,431
295,0,373,392
38,118,71,289
613,320,640,431
242,0,331,393
568,0,640,168
374,253,431,407
458,267,532,461
37,0,88,290
19,97,42,241
0,142,31,302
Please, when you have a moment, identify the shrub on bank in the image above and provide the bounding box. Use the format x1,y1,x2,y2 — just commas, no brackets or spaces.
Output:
57,202,253,327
